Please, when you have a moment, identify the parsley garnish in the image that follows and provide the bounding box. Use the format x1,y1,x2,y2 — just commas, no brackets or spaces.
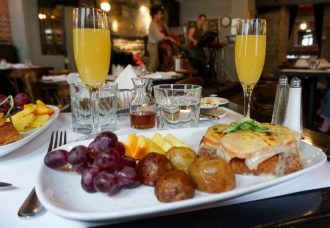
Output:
224,118,270,133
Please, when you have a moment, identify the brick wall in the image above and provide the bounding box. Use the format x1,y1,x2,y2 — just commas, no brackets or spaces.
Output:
0,0,12,42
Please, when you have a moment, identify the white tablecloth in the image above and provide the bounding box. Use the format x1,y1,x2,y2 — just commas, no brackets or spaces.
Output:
1,109,329,228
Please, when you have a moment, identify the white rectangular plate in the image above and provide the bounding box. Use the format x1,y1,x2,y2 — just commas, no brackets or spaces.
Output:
35,127,326,222
0,105,59,157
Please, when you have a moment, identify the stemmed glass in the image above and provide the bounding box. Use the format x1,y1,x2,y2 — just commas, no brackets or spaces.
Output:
73,7,111,135
235,19,266,118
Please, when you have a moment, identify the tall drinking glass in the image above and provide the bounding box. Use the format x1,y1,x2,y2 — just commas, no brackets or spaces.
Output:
73,8,111,135
235,19,266,118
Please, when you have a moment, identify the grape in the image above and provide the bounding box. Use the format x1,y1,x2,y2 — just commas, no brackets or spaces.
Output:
44,149,69,169
10,106,23,115
14,93,29,106
88,137,113,157
94,171,122,195
117,156,136,170
93,149,120,173
116,166,141,189
0,94,10,114
68,145,90,166
115,142,125,156
81,165,100,193
95,131,118,147
73,163,87,175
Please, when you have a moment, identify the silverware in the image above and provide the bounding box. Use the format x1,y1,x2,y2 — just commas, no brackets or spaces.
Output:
0,182,12,188
18,130,67,218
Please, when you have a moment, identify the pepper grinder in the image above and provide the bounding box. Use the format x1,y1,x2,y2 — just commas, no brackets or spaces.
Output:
271,75,289,125
283,77,304,138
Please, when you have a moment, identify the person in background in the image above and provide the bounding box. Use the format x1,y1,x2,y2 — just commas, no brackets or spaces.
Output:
317,89,330,134
147,5,176,72
187,14,207,69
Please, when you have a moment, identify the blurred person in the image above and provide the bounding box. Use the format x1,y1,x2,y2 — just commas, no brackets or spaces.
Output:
187,14,207,69
147,5,176,72
317,89,330,134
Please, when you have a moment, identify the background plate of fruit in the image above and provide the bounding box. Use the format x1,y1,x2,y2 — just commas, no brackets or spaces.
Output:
0,93,59,157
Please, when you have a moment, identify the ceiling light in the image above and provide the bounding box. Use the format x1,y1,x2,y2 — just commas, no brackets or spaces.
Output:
101,2,111,12
300,22,307,30
140,5,147,13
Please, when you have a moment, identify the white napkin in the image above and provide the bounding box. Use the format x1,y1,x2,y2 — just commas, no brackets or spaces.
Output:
65,73,81,84
145,71,176,79
42,74,67,82
115,64,137,90
11,63,28,69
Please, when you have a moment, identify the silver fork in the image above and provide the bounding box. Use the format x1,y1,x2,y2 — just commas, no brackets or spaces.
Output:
18,130,67,218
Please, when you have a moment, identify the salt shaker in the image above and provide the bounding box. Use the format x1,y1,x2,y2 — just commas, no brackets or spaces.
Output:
283,77,304,138
271,75,289,125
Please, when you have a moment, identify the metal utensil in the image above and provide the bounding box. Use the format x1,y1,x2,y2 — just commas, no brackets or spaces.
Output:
0,182,12,188
18,130,67,218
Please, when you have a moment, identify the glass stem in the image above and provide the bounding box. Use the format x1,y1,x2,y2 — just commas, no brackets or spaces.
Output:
89,87,101,135
243,84,254,118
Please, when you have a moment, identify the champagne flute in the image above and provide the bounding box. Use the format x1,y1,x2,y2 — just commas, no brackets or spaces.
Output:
235,19,266,118
73,7,111,135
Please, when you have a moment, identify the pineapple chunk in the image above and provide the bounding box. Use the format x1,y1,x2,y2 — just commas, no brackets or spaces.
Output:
165,134,191,149
12,113,35,131
28,114,50,128
11,105,36,123
145,137,165,155
151,133,173,152
35,100,54,115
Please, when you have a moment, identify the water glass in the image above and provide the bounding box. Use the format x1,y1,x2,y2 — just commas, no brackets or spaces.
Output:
70,81,118,134
153,84,202,129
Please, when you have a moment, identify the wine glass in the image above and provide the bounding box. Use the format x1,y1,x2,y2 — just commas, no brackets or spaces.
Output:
73,7,110,135
235,19,266,118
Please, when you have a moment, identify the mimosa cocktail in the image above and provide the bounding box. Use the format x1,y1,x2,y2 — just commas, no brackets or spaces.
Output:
235,19,266,118
73,8,111,135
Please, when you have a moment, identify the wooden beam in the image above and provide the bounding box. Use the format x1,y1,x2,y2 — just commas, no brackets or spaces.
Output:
256,0,330,8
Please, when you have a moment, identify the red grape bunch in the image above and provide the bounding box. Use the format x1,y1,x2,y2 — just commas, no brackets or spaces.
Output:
0,93,29,116
44,131,141,196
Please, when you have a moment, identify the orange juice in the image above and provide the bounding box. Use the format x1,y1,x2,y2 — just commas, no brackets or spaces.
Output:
235,35,266,87
73,28,110,85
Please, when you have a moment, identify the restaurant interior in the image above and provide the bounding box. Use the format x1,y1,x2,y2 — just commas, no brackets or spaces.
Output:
1,0,330,133
1,0,330,227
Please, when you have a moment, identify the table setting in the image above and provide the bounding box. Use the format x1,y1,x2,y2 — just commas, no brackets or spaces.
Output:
1,9,330,228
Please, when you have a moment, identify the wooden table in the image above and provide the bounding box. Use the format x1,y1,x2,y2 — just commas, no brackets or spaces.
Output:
273,69,330,129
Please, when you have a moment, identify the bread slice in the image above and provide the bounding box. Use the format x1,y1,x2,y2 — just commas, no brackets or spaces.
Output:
0,113,21,145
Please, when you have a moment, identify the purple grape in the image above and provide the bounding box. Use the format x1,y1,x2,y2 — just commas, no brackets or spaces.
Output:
116,166,141,189
88,137,113,157
93,171,122,195
81,165,100,193
73,163,87,175
0,94,10,114
14,93,29,106
115,142,125,156
68,145,90,166
93,149,120,173
10,106,23,115
117,156,136,170
44,149,69,169
95,131,118,147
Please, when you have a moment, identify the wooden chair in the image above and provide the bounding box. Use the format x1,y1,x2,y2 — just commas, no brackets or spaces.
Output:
21,71,42,102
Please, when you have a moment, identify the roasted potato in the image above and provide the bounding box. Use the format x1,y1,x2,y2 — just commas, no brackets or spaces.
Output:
136,152,173,186
189,156,235,193
166,147,197,173
155,170,194,202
